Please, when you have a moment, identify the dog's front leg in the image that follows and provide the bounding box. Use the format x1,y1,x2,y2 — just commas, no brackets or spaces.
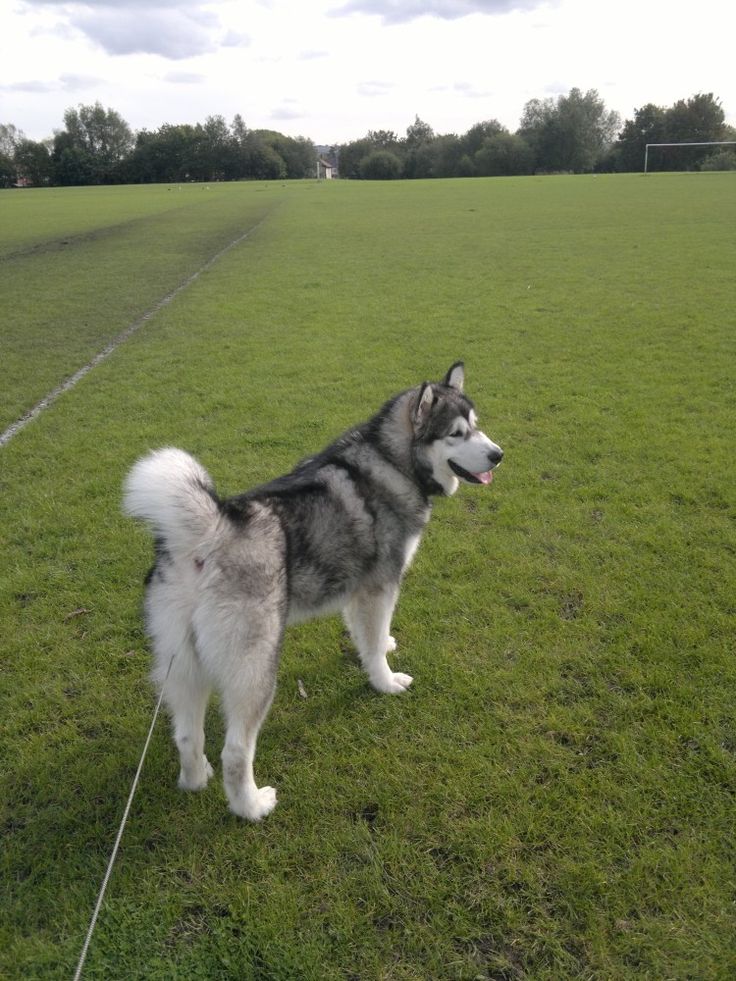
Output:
344,587,412,694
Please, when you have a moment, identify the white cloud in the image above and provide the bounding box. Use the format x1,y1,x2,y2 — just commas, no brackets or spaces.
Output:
452,81,494,99
271,103,304,120
357,80,395,97
330,0,552,23
222,29,252,48
544,81,569,96
163,71,206,85
76,7,219,58
19,0,223,59
0,72,100,94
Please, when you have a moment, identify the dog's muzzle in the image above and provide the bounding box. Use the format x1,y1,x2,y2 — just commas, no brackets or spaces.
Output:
449,446,503,485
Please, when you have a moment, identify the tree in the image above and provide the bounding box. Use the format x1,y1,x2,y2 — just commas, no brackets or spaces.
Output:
367,129,399,149
338,137,373,179
666,92,725,143
14,138,53,185
611,93,727,172
52,131,93,185
402,116,437,177
518,88,620,173
664,93,726,170
700,149,736,171
0,123,23,186
405,115,434,148
244,135,288,179
608,103,668,172
461,119,505,157
475,132,534,176
54,103,133,183
257,132,316,179
359,149,403,180
429,134,466,178
231,113,248,145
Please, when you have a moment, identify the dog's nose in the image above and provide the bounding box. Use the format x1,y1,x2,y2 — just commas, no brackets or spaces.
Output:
489,447,504,466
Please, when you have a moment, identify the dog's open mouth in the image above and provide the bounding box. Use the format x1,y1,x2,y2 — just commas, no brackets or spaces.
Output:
449,460,494,485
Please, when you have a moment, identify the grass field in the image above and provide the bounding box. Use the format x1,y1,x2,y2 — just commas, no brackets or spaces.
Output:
1,174,735,979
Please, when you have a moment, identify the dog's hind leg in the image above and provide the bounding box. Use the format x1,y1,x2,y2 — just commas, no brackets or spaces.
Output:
220,673,278,822
166,650,214,792
193,598,282,822
344,586,412,694
147,586,213,792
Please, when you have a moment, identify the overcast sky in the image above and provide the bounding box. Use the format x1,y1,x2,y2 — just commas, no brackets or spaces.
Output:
2,0,734,145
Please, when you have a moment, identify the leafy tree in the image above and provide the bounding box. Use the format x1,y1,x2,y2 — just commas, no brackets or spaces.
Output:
257,132,316,179
359,149,402,180
126,124,197,182
52,131,93,185
54,103,133,183
368,129,399,149
475,132,534,176
700,149,736,171
193,114,233,180
611,92,727,172
405,115,434,148
244,135,288,180
666,92,725,143
430,134,467,178
231,113,248,145
519,88,619,173
608,103,668,172
0,153,14,187
663,92,725,170
338,137,373,179
14,138,53,185
461,119,506,158
0,123,23,186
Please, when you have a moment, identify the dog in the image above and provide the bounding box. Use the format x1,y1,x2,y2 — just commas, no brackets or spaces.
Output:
123,362,502,820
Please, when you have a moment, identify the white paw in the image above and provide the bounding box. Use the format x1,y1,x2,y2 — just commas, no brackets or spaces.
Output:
372,671,413,694
386,635,397,653
232,785,278,822
178,756,214,791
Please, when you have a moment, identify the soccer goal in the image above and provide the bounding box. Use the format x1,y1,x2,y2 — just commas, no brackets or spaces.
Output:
644,141,736,173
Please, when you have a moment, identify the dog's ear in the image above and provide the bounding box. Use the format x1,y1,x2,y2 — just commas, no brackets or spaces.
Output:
413,382,435,431
443,361,464,392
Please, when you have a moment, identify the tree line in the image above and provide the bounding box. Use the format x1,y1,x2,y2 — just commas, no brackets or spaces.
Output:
0,107,317,187
1,89,734,188
339,91,735,179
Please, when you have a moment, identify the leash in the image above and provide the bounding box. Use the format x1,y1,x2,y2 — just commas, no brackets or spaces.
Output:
73,653,175,980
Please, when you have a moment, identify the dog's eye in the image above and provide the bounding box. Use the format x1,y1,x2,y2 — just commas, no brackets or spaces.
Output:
449,429,464,439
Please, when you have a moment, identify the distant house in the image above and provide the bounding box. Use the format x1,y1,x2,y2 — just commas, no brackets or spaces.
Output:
317,157,334,179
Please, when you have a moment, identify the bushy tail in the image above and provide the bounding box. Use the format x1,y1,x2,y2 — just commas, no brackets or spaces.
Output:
123,447,220,555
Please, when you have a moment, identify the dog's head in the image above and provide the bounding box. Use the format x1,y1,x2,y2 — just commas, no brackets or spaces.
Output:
412,362,503,496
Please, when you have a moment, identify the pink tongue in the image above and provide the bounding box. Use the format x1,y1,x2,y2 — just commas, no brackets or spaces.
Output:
477,471,493,485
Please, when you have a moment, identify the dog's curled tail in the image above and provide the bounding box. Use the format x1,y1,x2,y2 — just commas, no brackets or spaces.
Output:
123,447,220,554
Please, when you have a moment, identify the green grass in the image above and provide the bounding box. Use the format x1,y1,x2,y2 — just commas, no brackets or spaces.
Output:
1,174,735,979
0,182,277,432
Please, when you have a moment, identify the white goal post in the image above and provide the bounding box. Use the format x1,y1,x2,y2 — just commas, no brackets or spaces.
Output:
644,141,736,173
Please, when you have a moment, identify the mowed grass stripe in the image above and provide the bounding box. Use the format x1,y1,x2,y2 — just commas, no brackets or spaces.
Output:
1,175,735,979
0,182,281,431
0,211,273,447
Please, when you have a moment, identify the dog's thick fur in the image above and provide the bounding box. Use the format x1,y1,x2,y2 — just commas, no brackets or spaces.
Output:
123,363,502,820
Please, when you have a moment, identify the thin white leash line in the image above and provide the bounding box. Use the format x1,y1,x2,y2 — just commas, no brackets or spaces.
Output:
1,212,272,449
73,653,176,981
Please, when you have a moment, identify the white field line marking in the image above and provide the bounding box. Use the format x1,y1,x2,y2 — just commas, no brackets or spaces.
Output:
73,653,176,981
0,214,269,449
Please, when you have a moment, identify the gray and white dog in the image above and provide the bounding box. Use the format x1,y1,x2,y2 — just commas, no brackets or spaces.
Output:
123,362,502,820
